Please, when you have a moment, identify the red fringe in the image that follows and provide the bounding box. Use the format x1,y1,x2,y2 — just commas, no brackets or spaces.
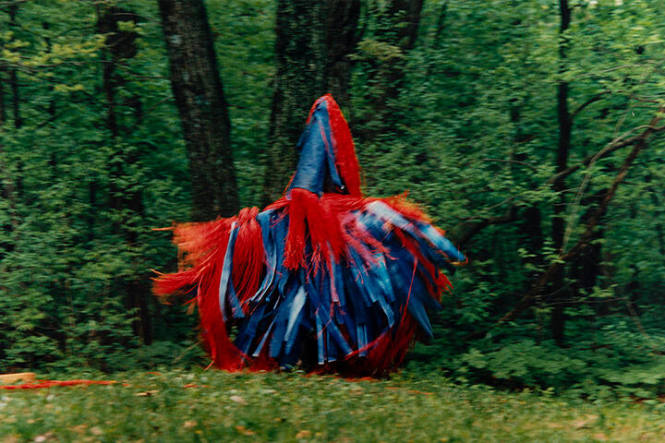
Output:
247,347,280,371
153,216,245,370
283,188,308,269
393,229,450,299
173,218,236,266
232,207,265,308
380,193,432,225
322,95,362,197
367,318,417,371
153,268,198,297
283,188,346,271
192,228,245,370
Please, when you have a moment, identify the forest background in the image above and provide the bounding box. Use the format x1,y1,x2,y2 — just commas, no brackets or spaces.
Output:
1,0,664,399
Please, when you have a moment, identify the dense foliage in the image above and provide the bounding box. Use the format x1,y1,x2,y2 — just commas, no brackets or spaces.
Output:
1,0,664,398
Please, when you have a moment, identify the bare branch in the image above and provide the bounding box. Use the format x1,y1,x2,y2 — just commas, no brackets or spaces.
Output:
470,107,665,336
571,91,608,119
453,206,519,247
546,123,665,186
450,118,665,247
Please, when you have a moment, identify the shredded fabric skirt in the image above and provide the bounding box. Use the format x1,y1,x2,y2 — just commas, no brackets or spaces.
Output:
154,191,465,375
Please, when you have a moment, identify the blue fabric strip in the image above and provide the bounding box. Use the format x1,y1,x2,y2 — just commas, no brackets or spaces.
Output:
315,309,325,364
417,222,466,263
252,210,277,303
227,283,244,320
252,320,275,358
235,304,265,354
284,286,306,354
316,101,344,190
226,196,460,367
218,222,238,322
287,101,343,195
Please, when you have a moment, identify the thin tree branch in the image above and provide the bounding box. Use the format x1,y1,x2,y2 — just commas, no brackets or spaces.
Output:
546,124,665,186
454,206,519,246
571,91,608,119
468,107,665,337
450,119,665,247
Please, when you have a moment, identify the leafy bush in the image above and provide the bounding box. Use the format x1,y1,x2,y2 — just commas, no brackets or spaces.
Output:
407,314,665,399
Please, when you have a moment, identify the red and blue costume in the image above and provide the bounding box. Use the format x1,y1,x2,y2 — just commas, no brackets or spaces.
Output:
154,95,465,374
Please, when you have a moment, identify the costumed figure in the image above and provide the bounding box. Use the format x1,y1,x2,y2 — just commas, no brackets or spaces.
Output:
154,95,465,375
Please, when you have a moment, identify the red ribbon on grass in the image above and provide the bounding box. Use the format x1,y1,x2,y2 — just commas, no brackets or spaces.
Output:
0,380,117,390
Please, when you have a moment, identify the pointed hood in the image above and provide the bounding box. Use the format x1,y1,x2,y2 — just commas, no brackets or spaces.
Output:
287,94,362,197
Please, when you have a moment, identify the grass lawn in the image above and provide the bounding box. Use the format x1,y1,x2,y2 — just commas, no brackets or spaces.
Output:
1,370,664,442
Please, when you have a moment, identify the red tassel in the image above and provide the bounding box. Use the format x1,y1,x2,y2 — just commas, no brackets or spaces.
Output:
303,95,362,197
232,207,265,308
247,347,280,371
323,95,362,197
284,188,347,272
393,229,450,299
0,380,116,390
197,264,244,370
307,196,345,270
171,218,236,266
366,317,417,370
153,216,245,370
379,193,432,224
152,269,198,297
283,188,309,269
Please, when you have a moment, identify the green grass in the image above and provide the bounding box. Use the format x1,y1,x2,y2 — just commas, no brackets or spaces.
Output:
1,370,664,442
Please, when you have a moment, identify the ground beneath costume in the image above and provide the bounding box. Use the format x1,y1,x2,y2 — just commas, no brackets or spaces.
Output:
154,95,465,375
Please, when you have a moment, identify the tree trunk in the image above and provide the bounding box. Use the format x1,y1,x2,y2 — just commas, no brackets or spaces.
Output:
569,189,606,300
262,0,361,205
355,0,424,144
324,0,362,110
98,6,152,345
157,0,238,220
550,0,572,345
